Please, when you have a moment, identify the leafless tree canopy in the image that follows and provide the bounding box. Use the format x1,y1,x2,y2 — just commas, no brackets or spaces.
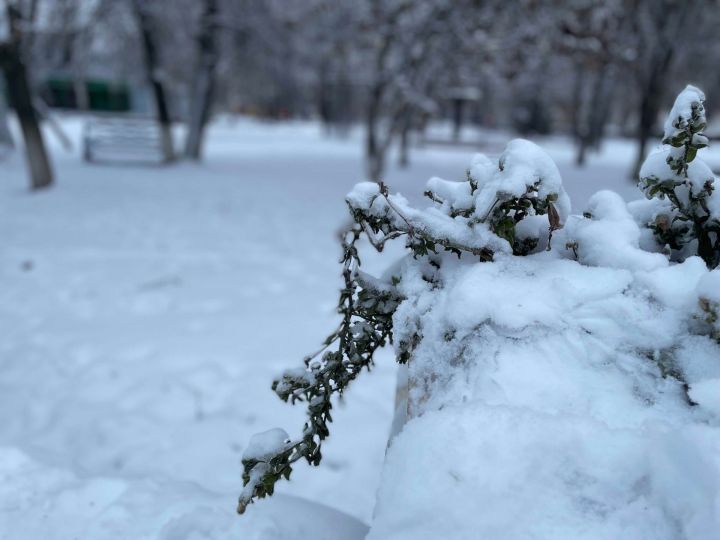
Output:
3,0,719,172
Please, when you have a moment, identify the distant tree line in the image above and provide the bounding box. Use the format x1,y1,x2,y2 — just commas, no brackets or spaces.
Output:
2,0,719,188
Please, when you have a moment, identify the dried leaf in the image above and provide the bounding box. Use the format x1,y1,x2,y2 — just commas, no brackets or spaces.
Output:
548,202,560,231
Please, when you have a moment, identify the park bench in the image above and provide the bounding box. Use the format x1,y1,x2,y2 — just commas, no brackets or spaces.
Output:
83,115,170,164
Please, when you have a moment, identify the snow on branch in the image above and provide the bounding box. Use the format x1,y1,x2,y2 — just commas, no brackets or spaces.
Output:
639,85,720,268
238,139,569,513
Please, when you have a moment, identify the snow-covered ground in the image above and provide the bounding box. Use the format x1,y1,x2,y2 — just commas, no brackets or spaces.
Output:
0,116,712,538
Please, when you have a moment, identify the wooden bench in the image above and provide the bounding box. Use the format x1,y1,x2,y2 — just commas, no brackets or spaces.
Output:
83,116,170,165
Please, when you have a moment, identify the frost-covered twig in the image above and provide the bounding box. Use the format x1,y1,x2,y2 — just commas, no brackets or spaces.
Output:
238,226,401,514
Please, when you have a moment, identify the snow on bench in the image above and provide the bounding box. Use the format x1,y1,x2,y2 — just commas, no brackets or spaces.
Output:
83,115,169,165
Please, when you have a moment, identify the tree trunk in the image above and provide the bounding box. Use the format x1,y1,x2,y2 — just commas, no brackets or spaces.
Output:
398,108,411,168
317,61,333,133
575,66,612,168
184,0,217,160
2,58,53,189
576,139,589,167
572,63,588,167
70,41,88,111
133,0,174,162
1,7,53,190
366,128,384,181
72,40,89,111
73,76,88,111
631,63,670,180
630,3,685,180
632,124,650,182
452,98,463,142
587,66,613,151
365,85,384,180
0,84,14,148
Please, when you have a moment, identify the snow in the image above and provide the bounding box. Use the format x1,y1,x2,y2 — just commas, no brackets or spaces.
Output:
373,406,720,540
243,428,290,461
675,336,720,385
636,256,708,310
240,428,291,509
369,136,720,538
347,181,512,256
472,138,571,222
557,190,668,271
0,446,368,540
378,246,720,539
1,116,399,538
425,176,474,212
640,147,715,192
697,269,720,303
3,113,720,538
637,84,719,250
349,139,573,259
689,379,720,416
663,84,706,141
469,151,496,182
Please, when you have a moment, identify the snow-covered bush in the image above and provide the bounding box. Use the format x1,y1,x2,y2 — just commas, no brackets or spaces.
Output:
237,139,569,514
698,270,720,343
238,88,720,538
638,85,720,268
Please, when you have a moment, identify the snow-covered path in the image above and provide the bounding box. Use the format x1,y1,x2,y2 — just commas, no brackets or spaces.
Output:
0,117,687,538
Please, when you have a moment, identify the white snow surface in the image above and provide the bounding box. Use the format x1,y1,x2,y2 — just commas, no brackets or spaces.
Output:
1,116,402,538
0,446,368,540
3,114,720,538
664,85,706,140
376,249,720,539
557,190,667,271
689,379,720,416
364,135,720,539
698,269,720,303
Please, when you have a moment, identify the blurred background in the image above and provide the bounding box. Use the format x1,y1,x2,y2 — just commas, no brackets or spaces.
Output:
1,0,720,537
3,0,720,181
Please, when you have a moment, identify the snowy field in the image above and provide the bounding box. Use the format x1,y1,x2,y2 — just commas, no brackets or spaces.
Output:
0,117,712,538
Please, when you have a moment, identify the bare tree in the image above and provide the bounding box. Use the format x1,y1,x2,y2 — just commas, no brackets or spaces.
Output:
626,0,708,178
54,0,91,110
360,0,462,179
0,78,13,147
0,3,53,189
130,0,174,162
184,0,218,160
558,1,625,166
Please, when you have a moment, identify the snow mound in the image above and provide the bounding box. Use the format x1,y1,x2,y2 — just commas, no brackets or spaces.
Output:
689,379,720,416
372,405,720,540
0,447,368,540
697,269,720,303
557,190,667,271
374,242,720,538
